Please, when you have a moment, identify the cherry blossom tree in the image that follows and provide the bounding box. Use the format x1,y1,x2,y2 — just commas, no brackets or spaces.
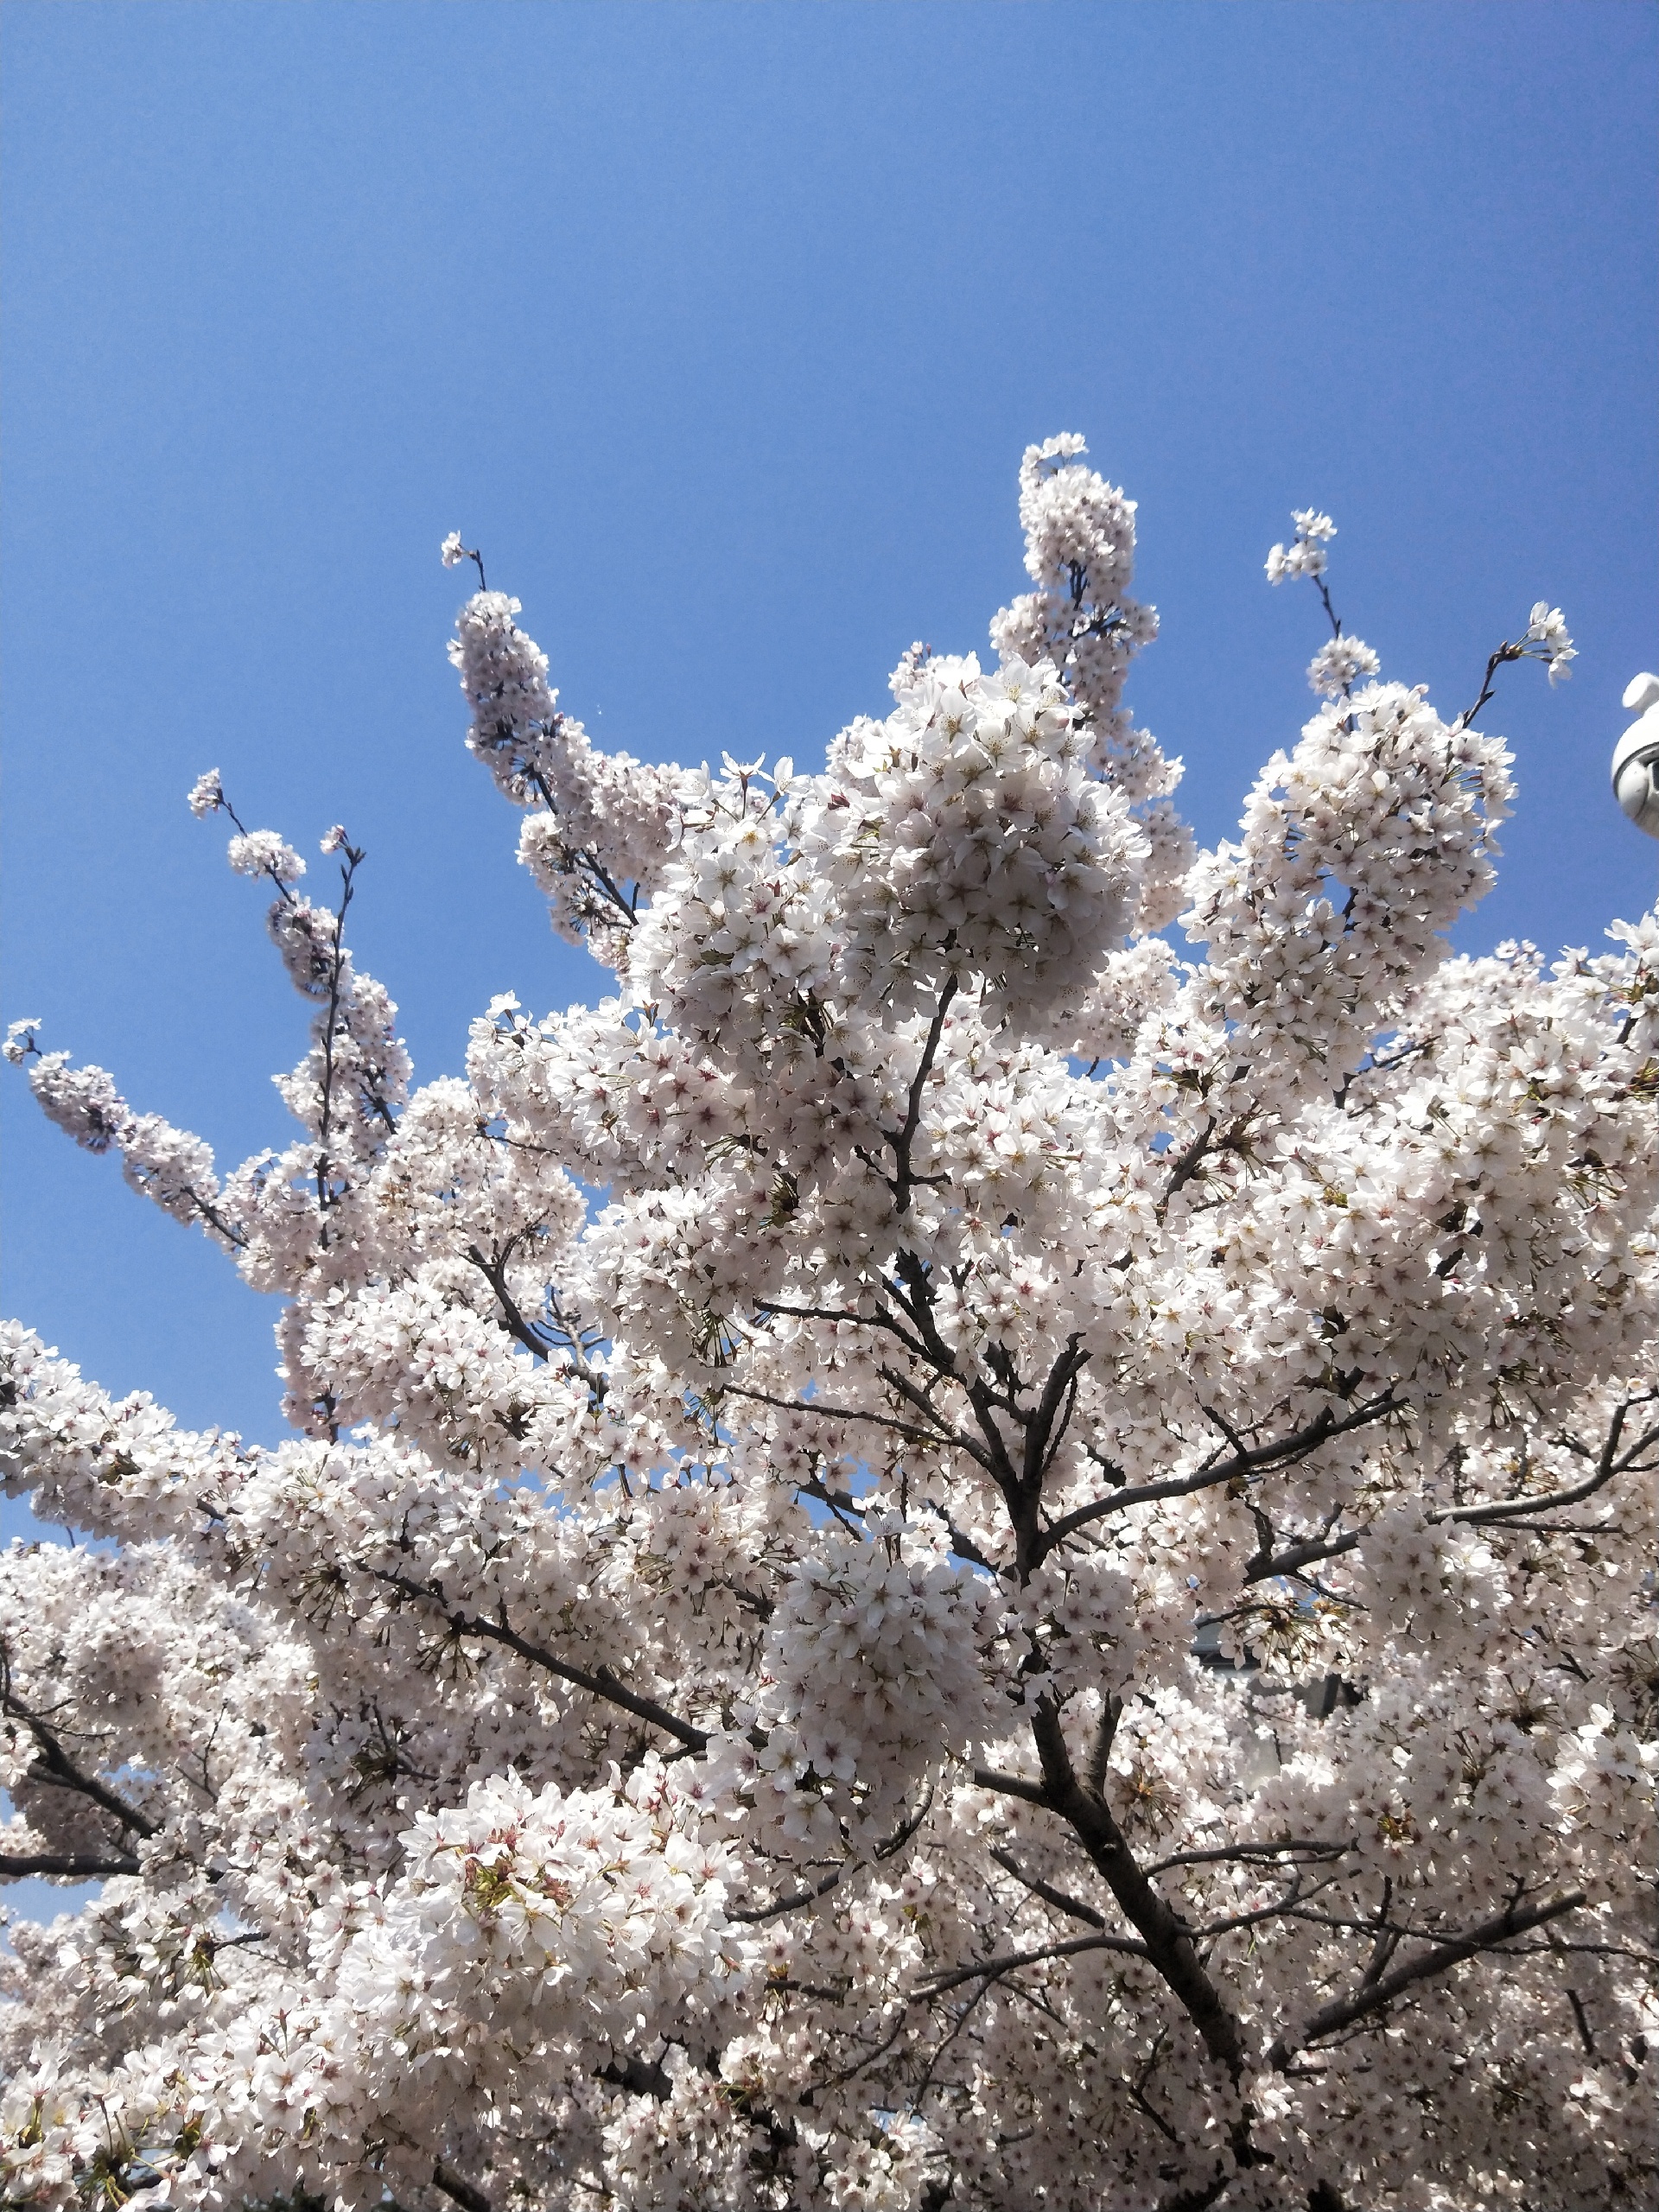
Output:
3,437,1656,2212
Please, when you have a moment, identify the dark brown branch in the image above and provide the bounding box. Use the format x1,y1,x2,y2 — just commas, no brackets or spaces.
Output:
1441,1414,1658,1529
883,976,959,1215
1246,1404,1659,1584
575,847,639,925
889,1253,976,1397
874,1364,989,1467
541,1289,607,1389
184,1186,249,1250
1028,1696,1249,2081
1268,1890,1586,2063
1191,1871,1344,1942
526,767,639,929
731,1786,936,1924
2,1677,160,1842
971,1765,1052,1808
1020,1338,1090,1501
365,1570,709,1751
756,1297,925,1362
1039,1394,1398,1561
806,2000,919,2097
465,1243,553,1363
988,1846,1106,1929
937,1516,995,1572
1155,1117,1217,1220
312,861,358,1215
730,1864,849,1927
0,1849,139,1878
715,1379,949,1453
917,1925,1150,1998
1455,639,1525,731
1313,574,1342,641
793,1476,868,1539
599,2054,675,2100
433,2161,493,2212
1141,1838,1352,1879
1354,1879,1400,1994
1084,1694,1122,1798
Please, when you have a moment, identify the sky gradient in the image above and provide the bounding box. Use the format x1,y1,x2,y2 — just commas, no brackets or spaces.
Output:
4,0,1656,1463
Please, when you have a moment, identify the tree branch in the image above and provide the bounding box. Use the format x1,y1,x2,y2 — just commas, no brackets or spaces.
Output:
971,1765,1052,1808
988,1845,1106,1929
1155,1117,1217,1220
0,1849,138,1879
365,1570,709,1751
731,1786,936,1923
1141,1838,1352,1879
1268,1889,1586,2064
1020,1338,1090,1502
465,1243,554,1363
917,1926,1150,1999
433,2161,494,2212
1440,1412,1658,1529
715,1379,950,1454
874,1364,990,1467
1,1672,160,1842
1039,1394,1398,1561
882,976,959,1216
1027,1694,1249,2081
1455,639,1525,731
599,2054,675,2101
1245,1402,1659,1584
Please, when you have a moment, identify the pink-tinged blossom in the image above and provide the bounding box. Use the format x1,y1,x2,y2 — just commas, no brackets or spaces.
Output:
3,439,1654,2212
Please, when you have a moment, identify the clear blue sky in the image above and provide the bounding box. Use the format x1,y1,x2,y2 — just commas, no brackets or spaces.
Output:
3,0,1656,1461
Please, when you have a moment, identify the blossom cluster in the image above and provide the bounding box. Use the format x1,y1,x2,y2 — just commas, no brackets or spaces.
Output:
1265,506,1337,584
721,1519,993,1853
448,589,687,963
1527,598,1578,685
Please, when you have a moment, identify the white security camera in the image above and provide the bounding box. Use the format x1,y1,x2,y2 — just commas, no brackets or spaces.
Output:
1612,672,1659,841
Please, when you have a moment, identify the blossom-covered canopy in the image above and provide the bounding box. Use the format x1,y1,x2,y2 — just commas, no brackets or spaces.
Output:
3,439,1655,2212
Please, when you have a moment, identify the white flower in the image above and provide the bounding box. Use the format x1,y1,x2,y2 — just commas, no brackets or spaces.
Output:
3,1017,40,1065
320,825,348,855
1267,508,1336,585
441,531,466,569
226,830,306,883
187,768,224,818
1527,601,1576,684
